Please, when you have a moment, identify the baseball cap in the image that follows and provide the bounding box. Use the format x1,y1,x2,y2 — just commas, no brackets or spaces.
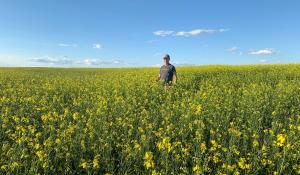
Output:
163,54,170,60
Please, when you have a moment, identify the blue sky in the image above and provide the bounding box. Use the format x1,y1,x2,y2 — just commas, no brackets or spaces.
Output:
0,0,300,67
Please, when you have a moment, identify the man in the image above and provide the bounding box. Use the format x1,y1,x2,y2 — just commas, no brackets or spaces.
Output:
156,54,177,86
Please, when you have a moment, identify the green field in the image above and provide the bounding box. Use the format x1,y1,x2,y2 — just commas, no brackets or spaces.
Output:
1,65,300,174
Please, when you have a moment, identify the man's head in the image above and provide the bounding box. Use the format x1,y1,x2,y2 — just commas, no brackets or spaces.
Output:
163,54,170,65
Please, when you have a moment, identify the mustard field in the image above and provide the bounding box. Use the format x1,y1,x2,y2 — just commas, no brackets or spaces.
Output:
0,65,300,175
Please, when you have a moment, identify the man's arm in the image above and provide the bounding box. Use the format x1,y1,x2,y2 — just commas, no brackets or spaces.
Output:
172,66,177,84
156,74,161,82
172,72,177,84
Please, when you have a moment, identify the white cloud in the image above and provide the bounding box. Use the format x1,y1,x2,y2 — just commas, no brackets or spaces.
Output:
93,43,103,49
175,29,227,37
74,59,124,66
228,46,243,55
58,43,78,47
259,59,268,63
219,29,229,32
30,56,74,64
228,46,240,53
173,61,196,66
153,30,174,37
29,56,126,67
228,46,239,52
249,49,275,55
154,28,228,37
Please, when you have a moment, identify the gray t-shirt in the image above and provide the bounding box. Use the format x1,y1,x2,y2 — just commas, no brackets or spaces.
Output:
160,64,176,83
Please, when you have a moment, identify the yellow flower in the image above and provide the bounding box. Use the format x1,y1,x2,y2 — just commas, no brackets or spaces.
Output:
72,112,79,120
144,162,152,169
253,140,259,147
134,142,141,151
1,165,8,171
262,145,267,152
93,159,100,169
143,152,154,169
55,138,61,144
213,153,220,163
151,170,161,175
234,171,240,175
200,143,206,153
80,161,89,169
11,162,19,170
210,140,218,151
211,140,217,147
181,147,188,155
36,151,47,161
34,143,41,150
228,128,242,138
144,152,152,160
193,165,202,175
238,158,250,170
42,162,48,169
157,137,172,153
276,134,286,147
195,104,202,115
222,163,235,172
261,159,273,166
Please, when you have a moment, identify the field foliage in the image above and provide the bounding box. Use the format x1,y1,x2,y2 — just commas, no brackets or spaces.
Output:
0,65,300,174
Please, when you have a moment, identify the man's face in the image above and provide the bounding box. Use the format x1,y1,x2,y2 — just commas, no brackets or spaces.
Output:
163,58,170,65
